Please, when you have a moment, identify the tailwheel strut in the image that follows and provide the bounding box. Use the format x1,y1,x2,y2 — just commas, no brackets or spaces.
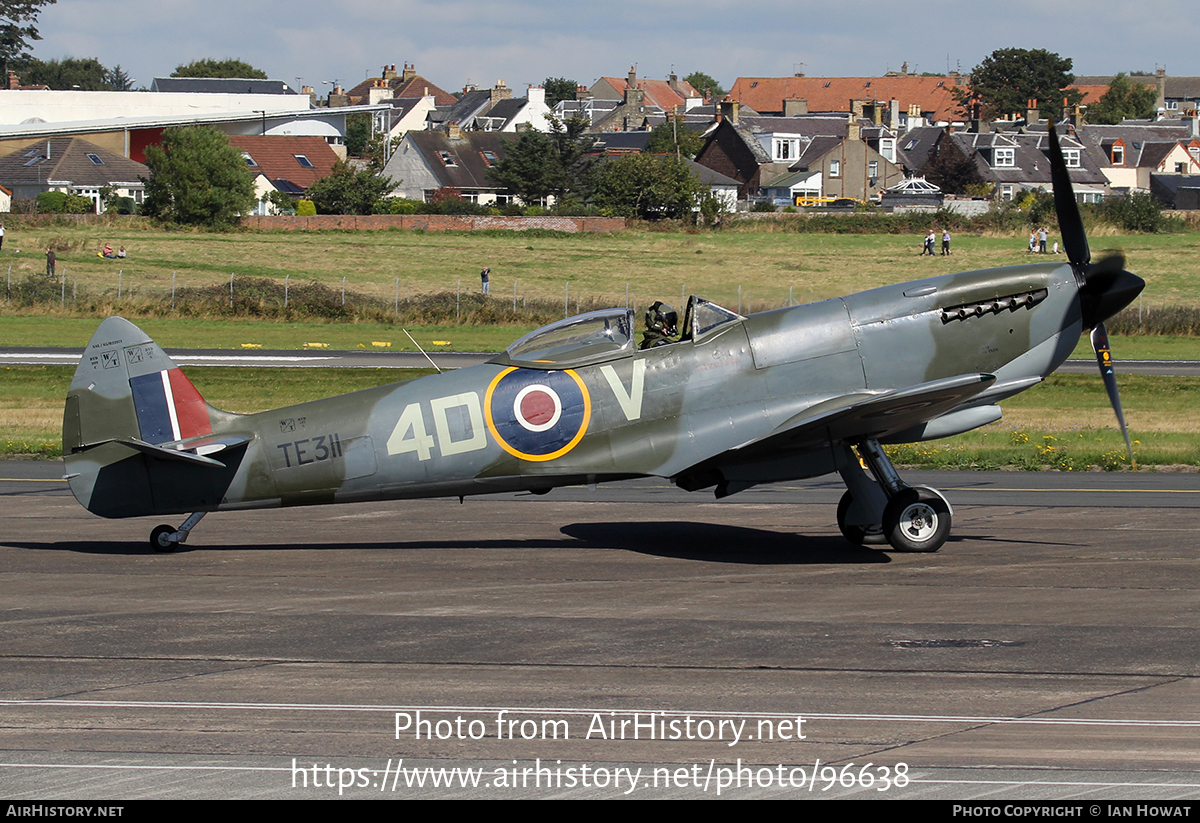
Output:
149,512,207,553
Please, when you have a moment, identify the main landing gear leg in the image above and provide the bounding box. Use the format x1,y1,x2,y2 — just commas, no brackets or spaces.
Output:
837,440,952,553
149,512,206,553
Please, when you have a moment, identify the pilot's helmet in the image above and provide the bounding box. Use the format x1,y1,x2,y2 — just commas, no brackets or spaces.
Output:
645,301,678,336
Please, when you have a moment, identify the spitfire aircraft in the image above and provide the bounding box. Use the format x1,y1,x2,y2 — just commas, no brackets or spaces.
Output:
62,128,1144,554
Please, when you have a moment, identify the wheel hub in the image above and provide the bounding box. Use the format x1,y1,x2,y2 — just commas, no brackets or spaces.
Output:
900,503,938,542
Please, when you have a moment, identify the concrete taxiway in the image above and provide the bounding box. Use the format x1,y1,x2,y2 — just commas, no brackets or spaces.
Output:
2,463,1200,799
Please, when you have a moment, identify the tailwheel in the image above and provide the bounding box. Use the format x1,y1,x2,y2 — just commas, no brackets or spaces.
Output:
150,524,177,553
882,486,951,553
836,490,886,545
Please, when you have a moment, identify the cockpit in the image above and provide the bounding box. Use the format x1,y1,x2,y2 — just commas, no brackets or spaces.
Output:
490,296,744,369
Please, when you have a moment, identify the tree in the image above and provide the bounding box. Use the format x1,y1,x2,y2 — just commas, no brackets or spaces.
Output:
172,58,268,79
142,126,256,228
683,71,725,100
345,112,371,157
542,77,578,109
645,115,705,160
1085,74,1159,125
957,48,1078,121
304,161,393,215
106,64,134,91
586,153,703,219
923,135,983,195
488,115,593,203
15,56,107,90
0,0,55,62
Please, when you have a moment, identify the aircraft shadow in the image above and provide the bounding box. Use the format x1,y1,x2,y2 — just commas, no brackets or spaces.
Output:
12,521,892,563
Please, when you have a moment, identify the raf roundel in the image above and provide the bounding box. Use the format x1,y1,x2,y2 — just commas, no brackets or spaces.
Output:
485,367,590,461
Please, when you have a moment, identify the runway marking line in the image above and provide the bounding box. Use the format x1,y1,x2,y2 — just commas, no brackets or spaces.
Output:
4,699,1200,727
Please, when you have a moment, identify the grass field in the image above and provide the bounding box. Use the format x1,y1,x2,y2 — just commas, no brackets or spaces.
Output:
0,223,1198,320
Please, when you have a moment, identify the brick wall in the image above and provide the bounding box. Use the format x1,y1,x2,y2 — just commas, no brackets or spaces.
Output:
241,215,627,232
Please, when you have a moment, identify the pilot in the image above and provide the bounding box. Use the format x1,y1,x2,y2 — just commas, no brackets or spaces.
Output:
640,301,678,350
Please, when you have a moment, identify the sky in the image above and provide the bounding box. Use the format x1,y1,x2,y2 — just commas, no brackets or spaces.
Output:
29,0,1200,96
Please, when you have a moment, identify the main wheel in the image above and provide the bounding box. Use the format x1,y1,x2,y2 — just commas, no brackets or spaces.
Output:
882,487,951,553
837,490,887,545
150,524,177,553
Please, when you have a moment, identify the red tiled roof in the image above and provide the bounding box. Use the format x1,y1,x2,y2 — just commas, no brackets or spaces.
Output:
597,76,700,110
227,136,340,190
729,75,964,122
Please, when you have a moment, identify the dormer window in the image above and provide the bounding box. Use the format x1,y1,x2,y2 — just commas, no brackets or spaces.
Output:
1111,145,1124,165
242,152,257,167
773,138,799,162
1063,148,1080,168
993,147,1015,167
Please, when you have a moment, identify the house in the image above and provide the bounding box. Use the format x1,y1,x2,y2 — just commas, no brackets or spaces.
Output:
1071,71,1200,116
382,128,510,204
728,70,965,127
694,102,902,201
226,135,340,214
429,83,552,133
342,64,458,107
0,137,148,212
591,68,702,111
1075,121,1200,193
949,129,1109,202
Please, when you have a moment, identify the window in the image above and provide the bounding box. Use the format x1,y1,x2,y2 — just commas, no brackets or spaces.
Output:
437,151,457,167
1001,184,1014,201
773,138,798,162
879,138,895,162
86,153,105,166
1189,146,1200,162
993,147,1015,167
829,160,840,177
241,152,257,167
1063,149,1080,168
1176,162,1188,174
868,161,878,178
293,154,314,168
479,150,498,166
1111,145,1124,165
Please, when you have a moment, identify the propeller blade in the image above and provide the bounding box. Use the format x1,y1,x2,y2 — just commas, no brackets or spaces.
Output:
1090,322,1137,471
1048,125,1090,268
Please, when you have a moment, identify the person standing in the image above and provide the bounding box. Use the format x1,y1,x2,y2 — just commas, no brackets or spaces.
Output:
45,247,55,278
941,229,951,256
480,266,490,295
1038,226,1048,254
0,223,6,252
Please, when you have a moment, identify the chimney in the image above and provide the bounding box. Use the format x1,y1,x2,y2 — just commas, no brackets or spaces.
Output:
1026,98,1039,125
527,85,545,107
302,85,316,106
382,64,397,81
668,71,679,94
490,80,512,106
448,121,461,139
850,99,865,120
783,98,808,117
7,71,17,90
403,63,416,82
719,99,740,125
888,99,900,128
847,113,861,142
576,84,591,101
1156,68,1167,112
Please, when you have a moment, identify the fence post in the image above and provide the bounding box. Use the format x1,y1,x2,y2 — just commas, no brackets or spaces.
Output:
513,279,517,313
789,285,793,306
172,271,176,310
342,276,346,306
284,274,290,309
230,273,234,308
60,267,65,308
118,270,122,301
5,265,9,304
456,278,461,322
565,281,569,318
394,278,399,317
625,282,629,308
738,284,742,314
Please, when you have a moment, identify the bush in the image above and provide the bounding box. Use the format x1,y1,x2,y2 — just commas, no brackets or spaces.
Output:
296,199,317,217
1090,193,1183,233
35,191,93,214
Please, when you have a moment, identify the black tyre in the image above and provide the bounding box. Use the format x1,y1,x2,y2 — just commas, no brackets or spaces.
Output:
837,490,887,546
150,525,176,553
882,487,951,553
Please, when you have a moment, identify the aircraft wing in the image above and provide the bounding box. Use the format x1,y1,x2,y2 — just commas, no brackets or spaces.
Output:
688,373,998,479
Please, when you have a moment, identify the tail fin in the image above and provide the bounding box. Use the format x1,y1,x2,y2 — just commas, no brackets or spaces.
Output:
63,317,216,452
63,317,246,518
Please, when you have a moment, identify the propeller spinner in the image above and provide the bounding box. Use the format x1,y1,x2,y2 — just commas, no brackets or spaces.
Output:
1046,125,1144,468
